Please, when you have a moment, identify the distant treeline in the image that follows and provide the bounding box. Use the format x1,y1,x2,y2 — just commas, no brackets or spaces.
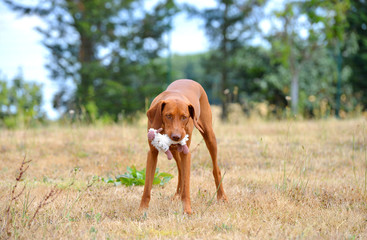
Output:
1,0,366,127
169,44,360,119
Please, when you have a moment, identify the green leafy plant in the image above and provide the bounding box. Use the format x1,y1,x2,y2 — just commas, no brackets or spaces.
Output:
103,166,173,187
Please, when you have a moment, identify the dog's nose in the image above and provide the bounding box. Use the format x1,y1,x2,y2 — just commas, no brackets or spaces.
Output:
171,134,181,141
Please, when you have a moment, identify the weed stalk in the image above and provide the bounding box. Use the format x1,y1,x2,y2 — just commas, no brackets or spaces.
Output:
2,156,31,237
202,171,226,215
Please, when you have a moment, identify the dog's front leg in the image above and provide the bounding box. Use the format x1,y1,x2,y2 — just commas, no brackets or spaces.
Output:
139,149,158,211
180,151,192,214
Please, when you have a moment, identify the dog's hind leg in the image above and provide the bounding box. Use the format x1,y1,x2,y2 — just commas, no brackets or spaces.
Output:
200,126,228,202
197,101,228,202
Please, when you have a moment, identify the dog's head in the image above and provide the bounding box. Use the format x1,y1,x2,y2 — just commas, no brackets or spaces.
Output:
147,99,203,141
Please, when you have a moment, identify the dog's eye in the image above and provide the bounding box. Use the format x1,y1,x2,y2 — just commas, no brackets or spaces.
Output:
166,114,173,120
181,116,188,121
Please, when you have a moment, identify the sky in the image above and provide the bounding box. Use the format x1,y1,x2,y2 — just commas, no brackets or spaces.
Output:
0,0,276,119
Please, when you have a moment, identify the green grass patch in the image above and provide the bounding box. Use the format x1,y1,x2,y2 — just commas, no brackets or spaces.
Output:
103,166,173,187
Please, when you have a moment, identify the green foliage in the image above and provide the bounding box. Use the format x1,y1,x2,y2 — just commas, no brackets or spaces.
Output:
3,0,366,120
186,0,267,120
345,0,367,110
0,73,45,128
303,0,351,45
232,46,287,111
103,166,173,187
4,0,178,121
169,38,359,118
170,53,207,83
169,52,223,103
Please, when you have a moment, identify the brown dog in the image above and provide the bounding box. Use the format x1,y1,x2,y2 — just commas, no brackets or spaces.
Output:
139,79,228,214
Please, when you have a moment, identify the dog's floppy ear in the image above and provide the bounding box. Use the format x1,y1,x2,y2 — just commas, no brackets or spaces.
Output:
147,101,166,129
188,104,204,133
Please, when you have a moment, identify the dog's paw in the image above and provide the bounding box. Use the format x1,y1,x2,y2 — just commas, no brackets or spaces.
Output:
183,206,192,215
217,193,229,203
171,193,181,201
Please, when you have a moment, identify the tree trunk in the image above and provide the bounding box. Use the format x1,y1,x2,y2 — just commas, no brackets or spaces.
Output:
74,0,95,109
290,72,299,115
78,34,95,106
221,71,229,121
220,1,229,121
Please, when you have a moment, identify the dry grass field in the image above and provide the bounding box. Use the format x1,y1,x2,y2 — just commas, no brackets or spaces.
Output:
1,110,367,239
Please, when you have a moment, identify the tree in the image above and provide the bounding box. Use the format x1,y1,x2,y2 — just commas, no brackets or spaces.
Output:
302,0,351,117
0,72,44,128
267,0,352,116
345,0,367,109
231,46,288,115
186,0,266,121
267,2,321,115
4,0,178,120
